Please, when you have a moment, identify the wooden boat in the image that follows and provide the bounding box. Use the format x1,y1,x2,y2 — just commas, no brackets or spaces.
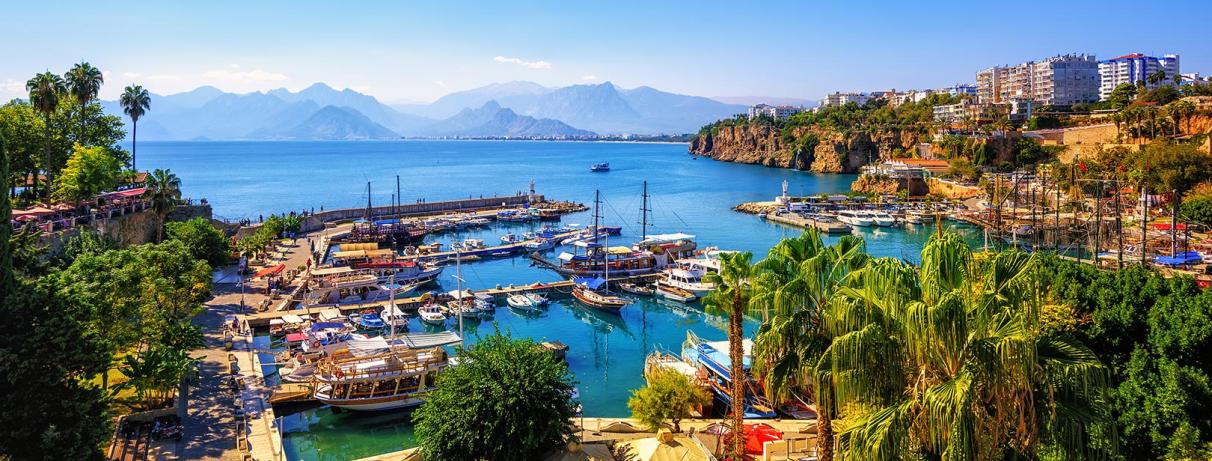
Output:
655,281,698,303
312,346,449,411
571,283,628,313
417,303,446,326
681,332,777,419
617,281,655,296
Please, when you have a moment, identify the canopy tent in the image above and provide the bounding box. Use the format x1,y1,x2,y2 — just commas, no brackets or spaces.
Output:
12,206,55,218
332,249,395,259
574,277,607,290
98,187,147,200
744,424,784,455
615,434,713,461
337,242,379,252
254,264,286,278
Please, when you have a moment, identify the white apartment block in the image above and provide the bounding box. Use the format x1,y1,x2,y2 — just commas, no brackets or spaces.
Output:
1098,53,1181,100
821,92,870,107
747,104,805,120
976,54,1099,106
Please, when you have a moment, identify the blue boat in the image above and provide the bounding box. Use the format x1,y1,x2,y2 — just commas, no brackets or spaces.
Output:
681,332,777,419
590,162,610,172
354,311,386,330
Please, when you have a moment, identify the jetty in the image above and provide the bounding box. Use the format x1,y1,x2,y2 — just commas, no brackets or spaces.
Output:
763,211,851,234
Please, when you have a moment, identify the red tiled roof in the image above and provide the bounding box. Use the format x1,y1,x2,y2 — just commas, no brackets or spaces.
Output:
1111,53,1146,61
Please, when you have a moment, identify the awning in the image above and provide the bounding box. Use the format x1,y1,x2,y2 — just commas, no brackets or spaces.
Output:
574,277,606,290
338,242,379,252
318,308,344,321
558,252,575,262
285,332,307,343
311,266,354,277
254,264,286,278
332,249,395,259
281,314,305,324
12,206,54,217
607,246,632,255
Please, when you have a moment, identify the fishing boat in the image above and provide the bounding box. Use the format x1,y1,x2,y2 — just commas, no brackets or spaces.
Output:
352,309,386,330
681,332,777,419
500,232,522,244
312,345,450,411
570,277,628,313
836,210,874,227
417,303,446,326
655,281,698,303
524,237,556,251
617,281,655,296
590,162,610,172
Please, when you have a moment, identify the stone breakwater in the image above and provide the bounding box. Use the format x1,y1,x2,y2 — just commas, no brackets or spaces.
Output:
689,124,921,173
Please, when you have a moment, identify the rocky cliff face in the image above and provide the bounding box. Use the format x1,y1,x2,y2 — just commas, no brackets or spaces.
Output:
689,124,920,173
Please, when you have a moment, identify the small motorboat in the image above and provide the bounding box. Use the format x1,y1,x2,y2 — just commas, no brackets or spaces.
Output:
590,162,610,172
523,292,549,306
418,303,447,326
500,232,522,244
507,294,542,313
618,282,655,296
524,238,556,251
655,282,698,303
354,310,386,330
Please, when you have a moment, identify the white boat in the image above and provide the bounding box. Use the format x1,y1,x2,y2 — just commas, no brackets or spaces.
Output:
500,232,521,244
662,266,715,298
524,238,556,251
870,211,897,227
381,304,410,329
836,210,874,227
418,304,446,325
524,292,548,306
506,294,542,313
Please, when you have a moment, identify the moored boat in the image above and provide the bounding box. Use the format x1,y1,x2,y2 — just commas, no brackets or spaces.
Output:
617,281,655,296
312,346,450,411
681,332,777,419
655,281,698,303
417,303,446,326
570,277,628,313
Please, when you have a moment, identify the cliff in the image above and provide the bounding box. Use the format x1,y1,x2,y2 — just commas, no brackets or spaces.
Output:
689,124,921,173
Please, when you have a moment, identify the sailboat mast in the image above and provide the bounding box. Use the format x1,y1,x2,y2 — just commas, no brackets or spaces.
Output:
456,246,463,340
389,272,397,341
365,181,372,221
640,181,650,241
604,232,609,288
592,190,601,243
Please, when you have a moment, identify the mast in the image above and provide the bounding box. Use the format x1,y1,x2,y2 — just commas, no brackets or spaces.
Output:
388,271,397,342
396,174,401,217
592,189,601,244
639,181,651,241
603,232,610,290
366,181,372,221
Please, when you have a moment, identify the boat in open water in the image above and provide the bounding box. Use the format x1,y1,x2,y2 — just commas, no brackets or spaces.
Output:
590,162,610,172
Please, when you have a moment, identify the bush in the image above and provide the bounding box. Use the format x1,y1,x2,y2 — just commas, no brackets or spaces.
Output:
628,367,711,432
1181,196,1212,227
414,329,578,460
166,217,230,268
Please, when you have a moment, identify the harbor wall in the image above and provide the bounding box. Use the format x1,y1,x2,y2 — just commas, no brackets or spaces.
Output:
237,195,545,238
41,203,213,255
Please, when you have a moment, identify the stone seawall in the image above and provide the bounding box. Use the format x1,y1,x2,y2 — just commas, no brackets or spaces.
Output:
235,195,544,238
43,204,213,255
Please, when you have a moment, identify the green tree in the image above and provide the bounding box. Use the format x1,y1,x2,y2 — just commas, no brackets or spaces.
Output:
1140,143,1212,254
0,127,112,460
628,367,711,432
702,251,756,460
120,85,150,170
1108,83,1138,110
54,144,123,205
64,61,104,144
0,101,44,199
26,71,66,198
115,345,196,410
166,217,230,268
823,233,1112,460
1181,196,1212,227
146,168,181,241
53,228,119,268
414,329,577,460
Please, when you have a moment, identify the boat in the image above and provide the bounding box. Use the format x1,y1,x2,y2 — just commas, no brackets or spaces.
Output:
655,281,698,303
681,332,777,419
506,294,542,313
418,303,446,326
523,238,556,251
524,292,549,306
617,281,655,296
643,351,713,416
661,266,714,298
836,210,874,227
870,211,897,227
571,281,629,313
590,162,610,172
353,309,386,330
312,345,450,411
500,232,522,244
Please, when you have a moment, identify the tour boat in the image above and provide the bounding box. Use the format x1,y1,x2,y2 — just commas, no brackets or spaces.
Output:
836,210,874,227
417,303,447,326
681,332,777,419
312,345,450,411
655,281,698,303
590,162,610,172
570,277,628,313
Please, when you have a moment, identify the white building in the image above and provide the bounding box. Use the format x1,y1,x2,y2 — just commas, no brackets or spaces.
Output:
1098,53,1181,100
747,104,805,120
821,92,870,107
977,54,1099,106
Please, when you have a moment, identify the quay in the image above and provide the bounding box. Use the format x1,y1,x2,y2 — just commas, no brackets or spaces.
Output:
762,211,850,234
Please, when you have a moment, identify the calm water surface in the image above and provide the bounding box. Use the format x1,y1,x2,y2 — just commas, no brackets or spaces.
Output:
136,141,979,460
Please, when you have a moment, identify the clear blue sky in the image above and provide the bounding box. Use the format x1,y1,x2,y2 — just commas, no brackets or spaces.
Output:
2,0,1209,103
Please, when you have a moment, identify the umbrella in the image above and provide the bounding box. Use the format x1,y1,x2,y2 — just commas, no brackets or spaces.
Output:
744,424,783,454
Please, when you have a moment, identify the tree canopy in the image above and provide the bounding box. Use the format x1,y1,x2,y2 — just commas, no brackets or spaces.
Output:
414,329,578,460
54,144,124,204
166,217,231,269
628,367,710,432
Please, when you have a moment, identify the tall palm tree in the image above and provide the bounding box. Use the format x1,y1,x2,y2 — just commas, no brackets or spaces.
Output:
26,71,66,198
749,230,870,461
822,233,1111,460
145,168,181,241
702,251,757,460
64,61,104,144
121,85,151,170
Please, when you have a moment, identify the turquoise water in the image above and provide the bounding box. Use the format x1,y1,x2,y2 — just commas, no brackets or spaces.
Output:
135,141,979,460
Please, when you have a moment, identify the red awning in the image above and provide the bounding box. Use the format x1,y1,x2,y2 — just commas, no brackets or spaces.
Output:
99,187,148,200
285,332,307,343
12,206,55,217
1152,222,1187,231
254,264,286,278
744,424,783,454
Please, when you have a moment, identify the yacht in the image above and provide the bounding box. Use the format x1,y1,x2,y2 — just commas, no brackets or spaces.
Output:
836,210,874,227
661,265,715,298
870,211,897,227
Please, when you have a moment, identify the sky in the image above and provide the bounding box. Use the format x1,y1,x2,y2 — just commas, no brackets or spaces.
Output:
2,0,1211,104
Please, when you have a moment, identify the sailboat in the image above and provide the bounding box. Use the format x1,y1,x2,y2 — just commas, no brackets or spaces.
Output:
571,191,629,313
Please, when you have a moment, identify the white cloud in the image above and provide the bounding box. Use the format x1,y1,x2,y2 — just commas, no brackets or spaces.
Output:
581,75,599,81
434,80,447,88
200,68,288,84
123,72,143,78
492,56,552,70
147,74,182,81
0,79,25,95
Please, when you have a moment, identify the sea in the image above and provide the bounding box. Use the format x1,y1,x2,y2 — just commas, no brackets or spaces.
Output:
135,140,981,460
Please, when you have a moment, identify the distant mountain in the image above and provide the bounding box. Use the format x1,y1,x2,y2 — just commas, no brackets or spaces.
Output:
269,83,432,134
710,96,819,107
417,101,593,138
251,105,399,140
397,81,746,134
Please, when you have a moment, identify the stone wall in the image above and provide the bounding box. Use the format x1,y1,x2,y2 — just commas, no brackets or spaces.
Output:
40,204,214,255
235,195,542,238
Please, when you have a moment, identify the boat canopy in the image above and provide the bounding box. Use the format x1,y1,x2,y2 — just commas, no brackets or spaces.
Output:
311,321,347,331
332,249,395,259
1154,251,1202,266
393,331,462,349
557,252,576,262
573,240,602,248
607,246,632,255
311,266,354,277
281,314,306,324
574,277,607,290
637,233,696,245
338,242,379,252
318,308,344,321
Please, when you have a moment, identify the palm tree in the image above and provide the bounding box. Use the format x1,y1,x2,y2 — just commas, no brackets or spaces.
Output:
26,71,66,198
749,230,870,461
145,168,181,241
1169,99,1196,136
121,86,151,170
822,233,1111,460
64,61,104,144
702,251,757,460
1147,70,1167,86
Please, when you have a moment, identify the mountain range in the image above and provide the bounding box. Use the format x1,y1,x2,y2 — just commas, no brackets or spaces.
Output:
100,81,747,140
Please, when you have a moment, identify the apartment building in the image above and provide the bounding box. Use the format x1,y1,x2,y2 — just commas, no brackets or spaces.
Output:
1098,53,1181,100
976,54,1099,106
821,92,871,107
747,104,805,120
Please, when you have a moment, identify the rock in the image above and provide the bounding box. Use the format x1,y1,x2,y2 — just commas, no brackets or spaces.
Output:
690,124,920,173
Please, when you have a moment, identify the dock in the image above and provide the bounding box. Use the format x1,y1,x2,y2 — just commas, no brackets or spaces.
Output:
763,212,851,234
395,229,585,263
